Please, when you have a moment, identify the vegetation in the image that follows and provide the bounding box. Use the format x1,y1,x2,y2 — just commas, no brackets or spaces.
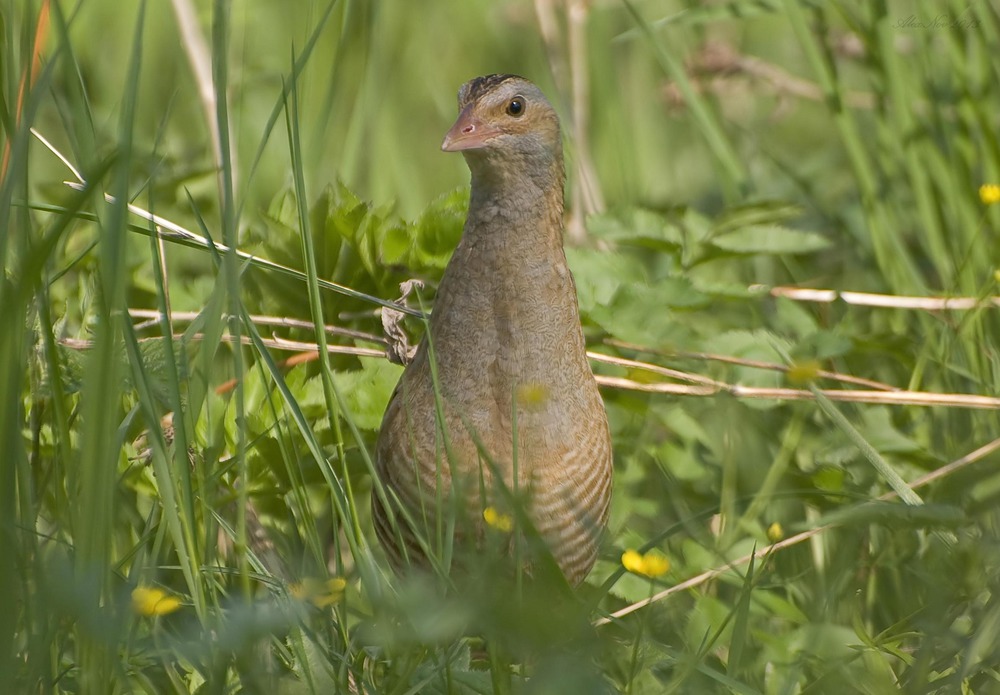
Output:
3,0,1000,692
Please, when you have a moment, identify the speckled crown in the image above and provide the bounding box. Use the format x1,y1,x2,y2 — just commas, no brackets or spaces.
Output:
457,74,524,108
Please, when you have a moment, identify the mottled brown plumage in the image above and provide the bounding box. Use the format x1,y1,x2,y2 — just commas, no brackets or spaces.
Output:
372,75,612,586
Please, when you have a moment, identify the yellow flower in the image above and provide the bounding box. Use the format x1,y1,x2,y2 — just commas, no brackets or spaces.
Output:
980,184,1000,205
292,578,347,608
786,360,821,385
767,522,784,543
131,586,182,617
621,549,670,578
483,506,513,533
516,382,550,411
290,577,347,608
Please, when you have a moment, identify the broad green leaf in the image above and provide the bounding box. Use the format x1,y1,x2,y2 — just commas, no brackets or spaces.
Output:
689,276,758,298
586,208,686,250
859,407,924,455
412,187,468,269
281,632,339,694
709,225,831,254
709,329,791,389
266,187,300,231
565,246,648,313
381,222,411,265
812,465,847,492
588,279,708,345
713,200,803,234
331,357,403,431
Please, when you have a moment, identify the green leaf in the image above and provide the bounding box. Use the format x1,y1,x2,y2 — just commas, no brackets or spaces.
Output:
649,276,710,308
812,465,846,492
709,225,831,254
281,632,339,694
51,343,87,396
587,208,686,251
566,246,649,313
859,407,923,455
710,330,792,389
713,200,803,234
266,187,300,231
382,222,412,265
587,277,709,345
412,187,468,269
331,357,404,430
688,276,758,298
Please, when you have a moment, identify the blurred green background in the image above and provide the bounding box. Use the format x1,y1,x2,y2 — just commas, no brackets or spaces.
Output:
29,1,878,229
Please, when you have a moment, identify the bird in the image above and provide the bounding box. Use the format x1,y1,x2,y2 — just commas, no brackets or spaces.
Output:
372,74,612,587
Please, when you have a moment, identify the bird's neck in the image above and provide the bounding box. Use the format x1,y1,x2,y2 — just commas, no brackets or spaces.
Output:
427,150,586,391
416,147,594,464
463,150,566,253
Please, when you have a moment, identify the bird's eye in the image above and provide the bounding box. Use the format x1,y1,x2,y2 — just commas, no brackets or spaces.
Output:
506,97,525,117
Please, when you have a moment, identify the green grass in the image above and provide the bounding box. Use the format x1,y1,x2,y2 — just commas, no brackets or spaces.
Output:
4,0,1000,692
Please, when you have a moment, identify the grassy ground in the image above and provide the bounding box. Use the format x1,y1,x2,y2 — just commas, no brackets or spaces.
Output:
4,0,1000,692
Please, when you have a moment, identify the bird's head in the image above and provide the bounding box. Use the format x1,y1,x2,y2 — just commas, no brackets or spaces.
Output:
441,74,562,185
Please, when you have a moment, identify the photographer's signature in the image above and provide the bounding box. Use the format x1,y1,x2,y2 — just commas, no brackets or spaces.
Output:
895,12,980,30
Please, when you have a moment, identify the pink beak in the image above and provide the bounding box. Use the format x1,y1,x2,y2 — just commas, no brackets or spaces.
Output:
441,105,501,152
